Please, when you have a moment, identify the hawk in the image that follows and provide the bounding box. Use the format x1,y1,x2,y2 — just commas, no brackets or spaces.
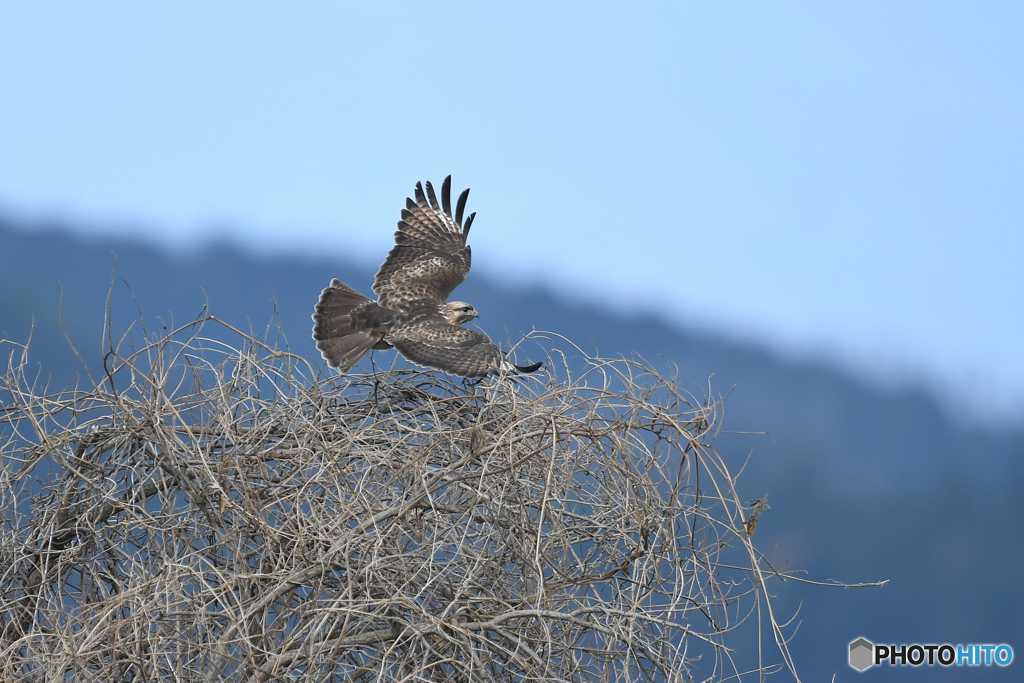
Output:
312,176,543,378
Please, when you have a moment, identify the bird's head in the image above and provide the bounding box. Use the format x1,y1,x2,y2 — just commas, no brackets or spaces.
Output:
444,301,480,326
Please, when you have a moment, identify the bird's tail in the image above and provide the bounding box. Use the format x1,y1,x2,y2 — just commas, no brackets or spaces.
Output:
312,279,387,372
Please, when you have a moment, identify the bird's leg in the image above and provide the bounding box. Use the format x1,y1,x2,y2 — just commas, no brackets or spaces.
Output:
462,376,484,395
369,351,383,410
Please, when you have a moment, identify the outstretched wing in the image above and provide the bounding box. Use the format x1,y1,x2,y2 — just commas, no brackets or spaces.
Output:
388,321,516,378
373,175,475,311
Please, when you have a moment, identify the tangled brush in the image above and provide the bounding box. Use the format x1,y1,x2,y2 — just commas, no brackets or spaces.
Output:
1,315,805,682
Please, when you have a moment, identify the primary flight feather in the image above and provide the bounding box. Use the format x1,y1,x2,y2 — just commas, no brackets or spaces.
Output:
312,176,542,378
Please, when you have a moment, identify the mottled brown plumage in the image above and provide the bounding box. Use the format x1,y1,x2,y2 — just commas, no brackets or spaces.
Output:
312,176,542,378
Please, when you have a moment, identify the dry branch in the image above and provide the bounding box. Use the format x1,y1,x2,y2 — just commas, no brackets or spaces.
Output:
0,315,812,682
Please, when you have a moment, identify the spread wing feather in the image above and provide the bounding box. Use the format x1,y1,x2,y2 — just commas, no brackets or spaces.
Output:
387,321,513,378
372,175,472,311
314,176,544,378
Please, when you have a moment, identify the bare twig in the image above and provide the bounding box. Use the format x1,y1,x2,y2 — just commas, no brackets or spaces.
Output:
0,313,859,682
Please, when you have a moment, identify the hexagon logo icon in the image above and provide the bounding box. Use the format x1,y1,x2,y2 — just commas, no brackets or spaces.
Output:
849,637,874,671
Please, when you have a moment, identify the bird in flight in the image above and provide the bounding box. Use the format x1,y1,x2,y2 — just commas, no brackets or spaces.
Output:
312,176,542,378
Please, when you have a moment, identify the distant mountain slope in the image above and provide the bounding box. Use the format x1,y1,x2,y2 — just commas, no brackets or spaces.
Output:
2,218,1021,681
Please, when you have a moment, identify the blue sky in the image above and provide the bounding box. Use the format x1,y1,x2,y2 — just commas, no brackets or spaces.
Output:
2,3,1022,423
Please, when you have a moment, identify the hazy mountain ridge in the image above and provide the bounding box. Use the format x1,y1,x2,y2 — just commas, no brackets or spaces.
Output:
3,219,1016,492
2,217,1021,681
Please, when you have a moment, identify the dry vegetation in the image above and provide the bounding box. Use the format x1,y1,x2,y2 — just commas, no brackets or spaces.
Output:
1,313,809,682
